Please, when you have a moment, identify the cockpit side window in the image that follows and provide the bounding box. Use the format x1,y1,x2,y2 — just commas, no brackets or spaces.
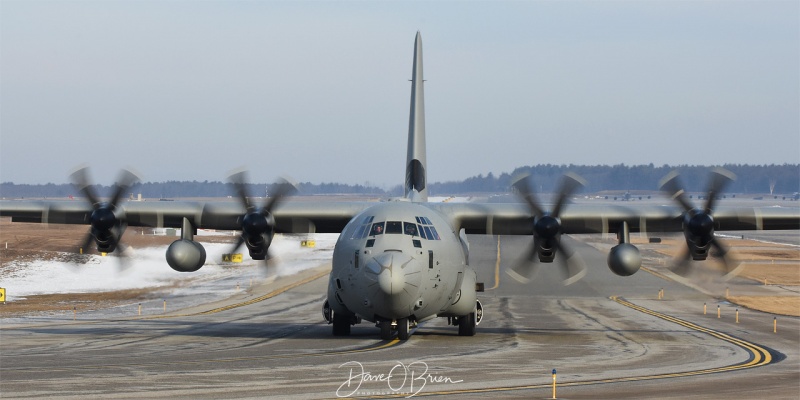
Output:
410,217,442,240
351,224,367,240
404,222,419,237
350,216,376,240
370,222,385,236
385,221,403,234
415,216,441,240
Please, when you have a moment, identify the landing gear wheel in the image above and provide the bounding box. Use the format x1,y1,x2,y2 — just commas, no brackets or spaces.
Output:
458,312,476,336
332,314,351,336
379,320,392,340
397,317,410,340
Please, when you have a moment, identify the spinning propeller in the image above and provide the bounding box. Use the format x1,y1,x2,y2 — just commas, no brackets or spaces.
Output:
228,171,297,267
659,168,740,279
69,166,140,270
508,172,588,285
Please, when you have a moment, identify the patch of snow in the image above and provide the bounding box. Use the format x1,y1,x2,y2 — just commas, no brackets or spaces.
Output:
0,234,338,302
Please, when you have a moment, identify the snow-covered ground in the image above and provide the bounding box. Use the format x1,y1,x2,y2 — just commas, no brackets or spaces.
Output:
1,233,338,304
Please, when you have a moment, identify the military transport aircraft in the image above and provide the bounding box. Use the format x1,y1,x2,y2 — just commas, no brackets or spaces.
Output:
1,32,798,341
606,191,651,201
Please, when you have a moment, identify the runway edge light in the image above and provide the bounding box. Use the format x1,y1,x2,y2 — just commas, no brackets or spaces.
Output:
0,287,5,304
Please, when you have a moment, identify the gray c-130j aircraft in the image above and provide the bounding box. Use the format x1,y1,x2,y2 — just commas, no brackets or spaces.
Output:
1,32,798,340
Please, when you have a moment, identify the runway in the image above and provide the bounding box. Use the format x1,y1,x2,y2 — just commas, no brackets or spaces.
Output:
1,233,798,399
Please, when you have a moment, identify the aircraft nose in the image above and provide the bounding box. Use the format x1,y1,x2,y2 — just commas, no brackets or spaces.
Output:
366,252,421,297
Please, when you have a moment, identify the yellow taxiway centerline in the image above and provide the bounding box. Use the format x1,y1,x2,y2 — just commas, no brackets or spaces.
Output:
362,296,775,398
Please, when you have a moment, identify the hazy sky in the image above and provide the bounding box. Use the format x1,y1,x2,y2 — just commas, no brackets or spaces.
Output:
1,1,798,187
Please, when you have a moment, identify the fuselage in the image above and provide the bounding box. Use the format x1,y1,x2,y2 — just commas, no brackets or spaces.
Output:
327,200,476,325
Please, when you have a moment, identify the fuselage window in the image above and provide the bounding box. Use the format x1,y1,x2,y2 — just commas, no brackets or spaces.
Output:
370,222,385,236
404,222,419,236
385,221,403,234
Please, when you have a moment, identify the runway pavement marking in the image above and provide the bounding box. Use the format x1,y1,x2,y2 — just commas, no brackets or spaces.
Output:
359,296,776,398
640,266,676,282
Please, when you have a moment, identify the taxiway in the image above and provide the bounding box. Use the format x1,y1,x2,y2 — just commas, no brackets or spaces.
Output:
1,233,798,399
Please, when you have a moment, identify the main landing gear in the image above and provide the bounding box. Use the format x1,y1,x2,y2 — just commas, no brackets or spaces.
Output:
324,300,359,336
450,300,483,336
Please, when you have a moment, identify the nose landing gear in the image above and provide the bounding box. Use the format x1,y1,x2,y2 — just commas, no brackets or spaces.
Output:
378,317,413,340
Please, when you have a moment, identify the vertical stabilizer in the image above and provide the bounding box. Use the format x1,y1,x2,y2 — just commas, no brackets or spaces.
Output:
405,31,428,202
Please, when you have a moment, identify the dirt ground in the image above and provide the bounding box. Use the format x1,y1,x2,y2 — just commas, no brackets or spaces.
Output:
645,237,799,316
650,238,800,285
1,217,798,317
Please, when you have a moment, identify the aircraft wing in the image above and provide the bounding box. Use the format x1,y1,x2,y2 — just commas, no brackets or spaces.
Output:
3,199,798,235
431,202,800,235
0,199,372,233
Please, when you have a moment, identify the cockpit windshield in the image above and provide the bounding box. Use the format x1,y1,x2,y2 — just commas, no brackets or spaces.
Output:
349,216,440,241
385,221,403,234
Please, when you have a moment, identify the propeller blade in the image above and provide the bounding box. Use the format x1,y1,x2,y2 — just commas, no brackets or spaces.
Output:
228,170,253,211
710,238,742,280
507,238,539,283
262,178,298,215
229,235,246,256
258,253,279,279
507,260,538,284
668,246,692,277
115,242,134,273
79,230,95,255
555,240,587,286
511,174,544,218
70,166,101,207
704,168,736,214
108,169,140,208
659,170,694,213
551,172,586,218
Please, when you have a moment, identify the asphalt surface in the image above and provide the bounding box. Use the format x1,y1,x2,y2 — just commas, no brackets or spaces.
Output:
1,232,798,399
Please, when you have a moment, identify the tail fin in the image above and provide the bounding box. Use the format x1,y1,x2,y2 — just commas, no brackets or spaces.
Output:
405,31,428,202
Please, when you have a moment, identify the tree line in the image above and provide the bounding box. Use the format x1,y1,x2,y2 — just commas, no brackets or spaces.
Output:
1,164,797,199
430,163,800,195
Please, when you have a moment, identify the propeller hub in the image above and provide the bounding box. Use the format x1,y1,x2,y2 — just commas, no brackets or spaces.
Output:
687,212,714,237
90,206,116,231
242,212,270,235
534,215,560,238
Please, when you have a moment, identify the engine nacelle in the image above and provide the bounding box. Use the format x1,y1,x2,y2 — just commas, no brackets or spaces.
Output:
607,243,641,276
166,239,206,272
